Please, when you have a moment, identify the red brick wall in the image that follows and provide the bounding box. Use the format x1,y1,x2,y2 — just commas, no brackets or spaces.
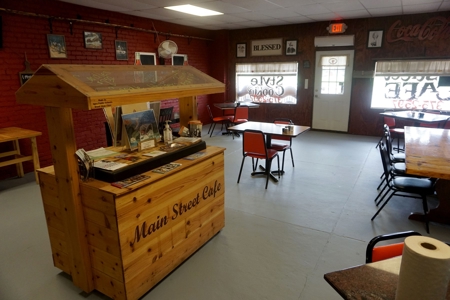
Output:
0,0,225,180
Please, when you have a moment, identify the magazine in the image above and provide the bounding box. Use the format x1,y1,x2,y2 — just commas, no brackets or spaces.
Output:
183,151,206,160
111,174,150,188
152,163,182,174
122,109,160,151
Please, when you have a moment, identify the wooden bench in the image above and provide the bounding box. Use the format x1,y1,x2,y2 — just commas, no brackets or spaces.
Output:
0,127,42,183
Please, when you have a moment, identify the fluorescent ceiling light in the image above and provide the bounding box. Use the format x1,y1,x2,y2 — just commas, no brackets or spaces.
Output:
165,5,223,17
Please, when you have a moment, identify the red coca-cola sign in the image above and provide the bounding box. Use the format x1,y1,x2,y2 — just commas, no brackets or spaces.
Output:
386,16,450,43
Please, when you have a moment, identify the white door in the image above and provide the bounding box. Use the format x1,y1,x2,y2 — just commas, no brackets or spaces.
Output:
312,50,354,132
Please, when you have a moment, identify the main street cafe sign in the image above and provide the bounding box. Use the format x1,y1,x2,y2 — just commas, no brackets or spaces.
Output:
251,38,283,56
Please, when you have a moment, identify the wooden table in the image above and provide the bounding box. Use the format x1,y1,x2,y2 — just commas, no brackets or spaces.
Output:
381,111,450,127
324,256,450,299
0,127,41,183
228,121,310,181
405,126,450,225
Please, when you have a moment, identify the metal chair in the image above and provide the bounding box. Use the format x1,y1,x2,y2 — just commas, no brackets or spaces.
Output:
231,106,248,139
237,129,280,189
206,104,233,137
384,116,404,153
270,118,294,173
372,143,435,233
365,231,422,263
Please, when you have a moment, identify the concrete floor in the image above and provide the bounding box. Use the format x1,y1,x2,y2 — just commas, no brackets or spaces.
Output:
1,128,449,300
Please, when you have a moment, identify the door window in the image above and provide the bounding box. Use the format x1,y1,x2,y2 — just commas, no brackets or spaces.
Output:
320,56,347,95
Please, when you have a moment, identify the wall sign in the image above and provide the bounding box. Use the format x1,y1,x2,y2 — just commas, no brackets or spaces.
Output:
251,38,282,56
236,73,298,104
371,75,450,110
386,16,450,43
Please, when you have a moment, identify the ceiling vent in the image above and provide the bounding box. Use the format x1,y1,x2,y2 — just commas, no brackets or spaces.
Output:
314,35,354,47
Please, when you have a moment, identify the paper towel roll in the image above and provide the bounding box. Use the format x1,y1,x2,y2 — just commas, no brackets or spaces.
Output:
396,236,450,300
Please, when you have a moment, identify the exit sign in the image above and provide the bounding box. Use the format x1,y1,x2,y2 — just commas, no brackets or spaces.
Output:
328,23,347,34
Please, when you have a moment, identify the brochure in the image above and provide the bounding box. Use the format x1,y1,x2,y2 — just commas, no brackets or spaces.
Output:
111,174,150,188
152,163,182,174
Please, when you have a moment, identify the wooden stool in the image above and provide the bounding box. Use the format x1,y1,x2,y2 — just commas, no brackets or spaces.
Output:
0,127,42,184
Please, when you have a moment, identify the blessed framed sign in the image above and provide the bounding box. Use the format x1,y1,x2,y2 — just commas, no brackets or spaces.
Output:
251,38,282,56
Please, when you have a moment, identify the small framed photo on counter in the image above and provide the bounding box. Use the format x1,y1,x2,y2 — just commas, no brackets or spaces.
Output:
236,43,246,58
367,30,383,48
285,40,297,55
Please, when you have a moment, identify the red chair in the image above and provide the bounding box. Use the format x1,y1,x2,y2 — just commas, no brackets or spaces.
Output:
384,116,404,153
365,231,421,263
237,130,280,189
206,104,233,137
231,106,248,139
232,106,248,125
270,118,294,173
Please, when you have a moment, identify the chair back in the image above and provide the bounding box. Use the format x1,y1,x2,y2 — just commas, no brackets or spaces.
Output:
206,104,214,121
365,231,421,263
384,116,396,127
378,142,393,182
234,107,248,122
273,118,293,142
243,130,267,156
383,125,395,156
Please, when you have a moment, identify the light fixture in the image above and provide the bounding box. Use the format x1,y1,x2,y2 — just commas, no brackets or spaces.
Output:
164,5,223,17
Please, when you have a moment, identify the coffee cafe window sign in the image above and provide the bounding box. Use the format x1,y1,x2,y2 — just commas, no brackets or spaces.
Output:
236,62,298,104
370,60,450,111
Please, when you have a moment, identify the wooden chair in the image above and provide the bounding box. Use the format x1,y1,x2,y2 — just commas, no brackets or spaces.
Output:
372,143,435,233
237,130,280,189
365,231,422,263
270,118,294,173
206,104,233,137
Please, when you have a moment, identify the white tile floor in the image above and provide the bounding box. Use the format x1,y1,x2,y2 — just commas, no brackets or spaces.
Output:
1,129,449,300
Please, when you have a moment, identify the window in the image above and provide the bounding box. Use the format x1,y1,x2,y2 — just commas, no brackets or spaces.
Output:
236,62,298,104
320,55,347,95
371,60,450,111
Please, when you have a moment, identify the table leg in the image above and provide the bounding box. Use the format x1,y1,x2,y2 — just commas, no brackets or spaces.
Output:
409,179,450,225
30,137,40,184
13,139,24,178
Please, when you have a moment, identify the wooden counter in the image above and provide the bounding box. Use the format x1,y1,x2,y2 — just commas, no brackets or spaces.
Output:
38,145,225,300
15,64,226,299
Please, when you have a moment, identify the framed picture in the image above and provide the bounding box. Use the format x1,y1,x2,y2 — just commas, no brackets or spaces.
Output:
367,30,383,48
47,34,67,58
84,31,102,49
236,43,246,58
115,40,128,60
285,40,297,55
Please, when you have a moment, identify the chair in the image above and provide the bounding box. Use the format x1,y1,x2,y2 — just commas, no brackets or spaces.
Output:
206,104,233,137
270,118,294,173
237,129,280,189
372,143,435,233
231,106,248,139
158,107,173,135
384,116,404,152
365,231,422,263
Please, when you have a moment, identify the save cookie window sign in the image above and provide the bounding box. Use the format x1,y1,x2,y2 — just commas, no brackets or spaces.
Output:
251,38,283,56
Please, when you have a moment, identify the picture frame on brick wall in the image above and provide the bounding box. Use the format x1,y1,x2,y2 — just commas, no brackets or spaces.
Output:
47,34,67,58
115,40,128,60
84,32,102,49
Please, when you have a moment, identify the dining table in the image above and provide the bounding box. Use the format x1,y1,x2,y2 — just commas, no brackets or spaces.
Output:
380,110,450,127
227,121,310,181
404,126,450,225
324,256,450,299
213,102,260,110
